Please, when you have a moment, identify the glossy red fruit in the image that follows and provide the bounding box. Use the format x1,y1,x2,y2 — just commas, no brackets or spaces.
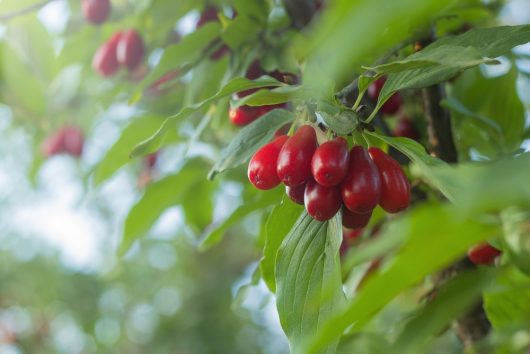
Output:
82,0,110,25
229,106,263,126
341,146,381,214
248,135,288,190
342,209,372,229
116,29,145,71
286,184,305,205
41,126,84,158
304,179,341,221
368,147,410,213
311,137,349,187
92,32,122,77
368,78,402,115
277,125,318,187
468,244,501,265
394,117,419,140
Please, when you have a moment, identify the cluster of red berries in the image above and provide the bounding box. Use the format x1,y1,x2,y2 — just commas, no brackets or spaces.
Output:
248,125,410,226
41,125,84,158
229,61,295,126
82,0,111,25
92,29,145,78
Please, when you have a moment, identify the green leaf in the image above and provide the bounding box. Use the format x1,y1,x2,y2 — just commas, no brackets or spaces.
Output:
130,77,286,158
276,212,345,354
365,132,454,201
377,25,530,108
120,161,207,255
233,0,269,23
199,190,282,250
317,101,359,135
93,116,168,186
222,16,261,49
260,199,304,293
393,267,498,353
139,22,221,90
501,208,530,276
208,109,294,179
303,204,497,354
234,85,305,107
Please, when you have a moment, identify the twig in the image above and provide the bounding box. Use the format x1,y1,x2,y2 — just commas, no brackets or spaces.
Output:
0,0,60,23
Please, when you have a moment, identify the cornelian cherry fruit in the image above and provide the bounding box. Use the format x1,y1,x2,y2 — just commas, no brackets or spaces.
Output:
468,244,501,265
311,137,349,187
368,77,402,116
304,179,341,221
277,125,317,187
286,184,305,205
248,135,288,190
82,0,110,25
394,117,419,140
117,29,145,71
341,146,381,214
342,208,372,229
368,147,410,213
92,32,122,77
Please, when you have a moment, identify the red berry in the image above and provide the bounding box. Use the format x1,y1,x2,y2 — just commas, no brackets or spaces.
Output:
304,179,341,221
229,106,263,126
368,147,410,213
277,125,318,187
343,227,362,243
82,0,110,25
92,32,122,77
237,61,266,98
145,152,158,169
368,78,402,116
41,131,65,157
116,29,145,71
468,244,501,265
341,146,381,214
394,117,420,140
196,6,219,28
62,126,84,157
342,209,372,229
248,135,288,190
311,137,349,187
286,184,305,205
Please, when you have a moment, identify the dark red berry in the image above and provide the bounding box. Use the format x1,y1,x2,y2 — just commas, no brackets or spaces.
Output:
368,78,402,116
237,61,266,98
210,41,230,60
248,135,288,190
277,125,318,187
286,184,305,205
468,244,501,265
311,137,349,187
92,32,122,77
393,117,419,140
116,29,145,71
196,6,219,28
341,146,381,214
342,209,372,229
82,0,110,25
304,179,341,221
145,152,158,169
368,147,410,213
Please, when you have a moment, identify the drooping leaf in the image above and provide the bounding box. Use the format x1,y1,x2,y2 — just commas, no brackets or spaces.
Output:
260,199,304,292
120,160,208,255
130,77,286,158
276,212,345,354
208,109,294,179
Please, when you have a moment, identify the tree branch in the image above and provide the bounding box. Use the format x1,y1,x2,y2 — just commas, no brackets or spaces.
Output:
0,0,60,23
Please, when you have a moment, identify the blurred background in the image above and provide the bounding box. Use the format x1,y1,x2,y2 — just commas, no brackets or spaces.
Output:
0,0,528,353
